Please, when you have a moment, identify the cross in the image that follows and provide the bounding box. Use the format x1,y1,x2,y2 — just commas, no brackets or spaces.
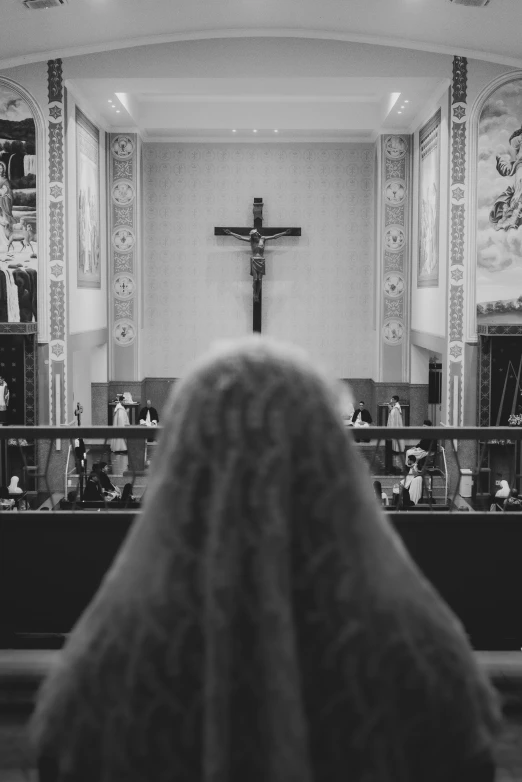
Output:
215,198,301,333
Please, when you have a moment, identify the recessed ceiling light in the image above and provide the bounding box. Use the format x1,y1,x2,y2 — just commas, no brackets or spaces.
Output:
232,129,237,133
405,100,409,103
274,129,279,133
116,110,120,113
108,100,113,104
253,129,257,133
398,111,402,114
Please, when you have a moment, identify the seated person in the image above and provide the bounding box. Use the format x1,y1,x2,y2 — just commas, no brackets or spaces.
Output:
373,480,388,507
94,462,121,499
406,419,434,468
83,471,105,502
489,473,510,511
400,456,423,507
117,483,140,507
504,488,522,512
352,400,372,442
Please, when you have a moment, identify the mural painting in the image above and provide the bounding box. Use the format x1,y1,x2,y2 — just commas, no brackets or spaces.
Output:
76,107,100,288
0,83,37,324
418,109,441,288
477,79,522,324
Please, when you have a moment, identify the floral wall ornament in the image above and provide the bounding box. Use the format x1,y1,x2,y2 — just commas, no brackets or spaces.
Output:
384,136,407,159
384,225,406,252
384,180,406,205
111,135,135,159
383,319,404,345
383,273,405,298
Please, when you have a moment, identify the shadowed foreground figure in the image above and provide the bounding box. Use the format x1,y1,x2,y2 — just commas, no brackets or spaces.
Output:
31,337,500,782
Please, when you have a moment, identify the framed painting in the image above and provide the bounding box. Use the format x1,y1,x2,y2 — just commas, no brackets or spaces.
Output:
76,107,100,288
417,109,441,288
0,82,37,322
476,79,522,325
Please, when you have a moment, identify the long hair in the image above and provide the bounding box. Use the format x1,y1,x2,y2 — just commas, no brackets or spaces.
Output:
31,337,500,782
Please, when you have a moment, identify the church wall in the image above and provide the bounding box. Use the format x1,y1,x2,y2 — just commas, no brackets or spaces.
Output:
142,141,375,380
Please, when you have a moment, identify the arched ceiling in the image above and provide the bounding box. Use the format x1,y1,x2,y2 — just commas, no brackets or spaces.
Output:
2,0,521,141
1,0,521,69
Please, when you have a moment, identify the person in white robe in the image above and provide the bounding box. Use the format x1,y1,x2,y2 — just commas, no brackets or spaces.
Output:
110,397,129,453
0,376,9,425
387,394,404,469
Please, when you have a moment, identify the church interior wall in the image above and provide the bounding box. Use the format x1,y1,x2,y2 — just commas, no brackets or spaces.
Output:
142,141,375,381
1,46,517,432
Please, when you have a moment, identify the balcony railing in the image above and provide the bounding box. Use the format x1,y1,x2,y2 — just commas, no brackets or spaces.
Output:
0,425,521,650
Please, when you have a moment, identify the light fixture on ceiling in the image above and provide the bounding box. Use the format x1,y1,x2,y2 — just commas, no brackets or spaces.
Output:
116,110,120,113
449,0,489,6
398,111,402,114
21,0,68,9
253,129,258,133
232,129,237,133
274,130,279,133
108,100,113,104
404,100,409,103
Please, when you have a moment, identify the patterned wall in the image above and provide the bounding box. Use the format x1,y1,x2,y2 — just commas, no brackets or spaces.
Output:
108,133,139,379
379,135,411,381
447,56,467,426
47,59,67,424
142,143,375,379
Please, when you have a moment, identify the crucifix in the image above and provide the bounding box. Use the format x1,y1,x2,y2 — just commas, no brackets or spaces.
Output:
215,198,301,333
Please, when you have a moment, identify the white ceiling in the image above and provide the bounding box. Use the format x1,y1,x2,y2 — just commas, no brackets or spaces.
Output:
2,0,521,141
71,76,444,142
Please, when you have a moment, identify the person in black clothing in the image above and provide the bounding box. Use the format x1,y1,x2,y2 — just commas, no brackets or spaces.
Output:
503,488,522,511
83,471,104,502
352,401,372,426
406,419,434,468
352,400,372,442
94,462,120,498
139,399,159,427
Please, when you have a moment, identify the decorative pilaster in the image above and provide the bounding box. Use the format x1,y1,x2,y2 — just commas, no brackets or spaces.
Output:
47,59,67,424
108,134,138,379
379,135,411,381
447,56,467,426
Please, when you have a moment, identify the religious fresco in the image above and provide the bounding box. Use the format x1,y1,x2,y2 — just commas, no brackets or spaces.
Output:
0,82,37,323
76,107,101,288
477,78,522,324
418,109,441,288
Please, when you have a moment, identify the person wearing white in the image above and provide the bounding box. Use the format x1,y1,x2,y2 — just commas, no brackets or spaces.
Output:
8,476,22,494
110,397,130,453
0,375,9,425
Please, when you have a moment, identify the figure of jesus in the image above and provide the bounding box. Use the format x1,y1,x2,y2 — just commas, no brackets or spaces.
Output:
224,228,291,302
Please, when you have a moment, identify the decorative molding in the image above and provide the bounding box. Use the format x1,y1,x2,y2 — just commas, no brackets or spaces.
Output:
477,324,522,336
0,323,38,334
446,55,467,428
379,134,411,380
109,133,138,377
478,335,491,427
47,58,67,424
